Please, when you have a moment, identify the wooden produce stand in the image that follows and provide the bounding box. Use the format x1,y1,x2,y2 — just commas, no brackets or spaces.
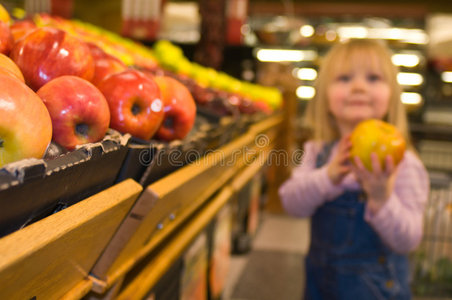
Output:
0,179,143,300
0,114,282,299
89,114,282,299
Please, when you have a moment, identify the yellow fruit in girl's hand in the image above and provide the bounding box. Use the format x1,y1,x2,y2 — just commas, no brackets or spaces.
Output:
350,119,406,171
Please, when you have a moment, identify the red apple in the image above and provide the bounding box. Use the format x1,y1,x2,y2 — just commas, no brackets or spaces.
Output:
350,119,406,171
0,74,52,167
9,19,37,43
86,42,107,60
154,76,197,141
0,53,24,82
190,83,215,104
37,75,110,150
97,69,164,140
87,43,127,86
92,55,127,86
0,21,13,55
10,26,94,91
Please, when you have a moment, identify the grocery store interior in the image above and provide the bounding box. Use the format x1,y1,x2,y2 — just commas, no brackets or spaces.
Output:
1,0,452,299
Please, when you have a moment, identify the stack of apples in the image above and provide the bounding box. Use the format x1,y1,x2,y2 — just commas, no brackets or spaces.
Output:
0,6,197,168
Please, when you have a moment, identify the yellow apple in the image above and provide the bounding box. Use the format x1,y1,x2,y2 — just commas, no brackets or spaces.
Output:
350,119,406,171
0,4,10,24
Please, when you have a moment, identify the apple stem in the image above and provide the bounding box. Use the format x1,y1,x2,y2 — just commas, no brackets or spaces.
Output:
0,139,3,148
76,123,89,137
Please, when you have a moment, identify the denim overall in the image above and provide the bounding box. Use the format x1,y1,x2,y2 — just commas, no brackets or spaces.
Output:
304,143,411,300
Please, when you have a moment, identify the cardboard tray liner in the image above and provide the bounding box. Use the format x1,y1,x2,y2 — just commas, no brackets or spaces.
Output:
0,130,130,237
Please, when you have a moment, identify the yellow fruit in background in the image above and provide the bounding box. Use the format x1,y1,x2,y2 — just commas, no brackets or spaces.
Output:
350,119,406,171
0,4,10,24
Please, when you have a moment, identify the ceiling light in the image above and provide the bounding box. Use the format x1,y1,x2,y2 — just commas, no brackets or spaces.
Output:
255,49,317,62
300,25,314,37
296,86,316,99
397,72,423,86
392,54,420,67
401,92,422,105
296,68,317,80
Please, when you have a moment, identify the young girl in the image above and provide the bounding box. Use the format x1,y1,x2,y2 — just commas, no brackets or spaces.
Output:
279,39,429,300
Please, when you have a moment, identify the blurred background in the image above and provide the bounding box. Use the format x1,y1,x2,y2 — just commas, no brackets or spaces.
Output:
2,0,452,299
4,0,452,127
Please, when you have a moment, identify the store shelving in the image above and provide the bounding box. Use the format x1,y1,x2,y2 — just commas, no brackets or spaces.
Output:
0,179,142,299
0,113,282,299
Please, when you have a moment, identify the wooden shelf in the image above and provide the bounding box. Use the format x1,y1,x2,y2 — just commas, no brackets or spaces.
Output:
117,138,275,299
90,114,282,295
0,179,142,299
0,114,282,299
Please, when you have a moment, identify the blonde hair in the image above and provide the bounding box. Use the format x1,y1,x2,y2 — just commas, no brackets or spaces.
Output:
304,39,410,146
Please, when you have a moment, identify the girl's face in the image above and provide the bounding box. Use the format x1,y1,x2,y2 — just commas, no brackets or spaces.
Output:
327,51,391,135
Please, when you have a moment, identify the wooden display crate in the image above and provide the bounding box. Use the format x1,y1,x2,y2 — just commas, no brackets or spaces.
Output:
115,132,275,299
0,179,142,299
89,115,282,296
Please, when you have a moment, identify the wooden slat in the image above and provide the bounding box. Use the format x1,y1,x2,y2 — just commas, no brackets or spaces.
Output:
60,279,93,300
117,186,235,300
0,179,142,300
248,114,283,137
116,144,273,299
230,143,274,193
93,135,255,290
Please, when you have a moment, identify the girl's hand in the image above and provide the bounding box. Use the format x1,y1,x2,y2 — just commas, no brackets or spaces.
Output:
327,135,352,185
352,153,398,214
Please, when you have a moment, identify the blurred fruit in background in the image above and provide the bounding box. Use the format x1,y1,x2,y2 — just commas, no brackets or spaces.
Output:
0,20,13,55
87,43,128,86
154,76,197,141
152,40,282,112
10,26,95,91
0,4,10,24
9,20,37,43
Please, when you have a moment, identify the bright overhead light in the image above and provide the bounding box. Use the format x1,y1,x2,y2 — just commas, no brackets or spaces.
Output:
392,54,420,67
296,86,316,99
296,68,317,80
365,28,428,44
255,49,317,62
367,28,401,40
337,26,368,39
402,29,428,44
397,72,423,86
441,72,452,83
335,26,427,44
401,92,422,105
300,25,314,37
